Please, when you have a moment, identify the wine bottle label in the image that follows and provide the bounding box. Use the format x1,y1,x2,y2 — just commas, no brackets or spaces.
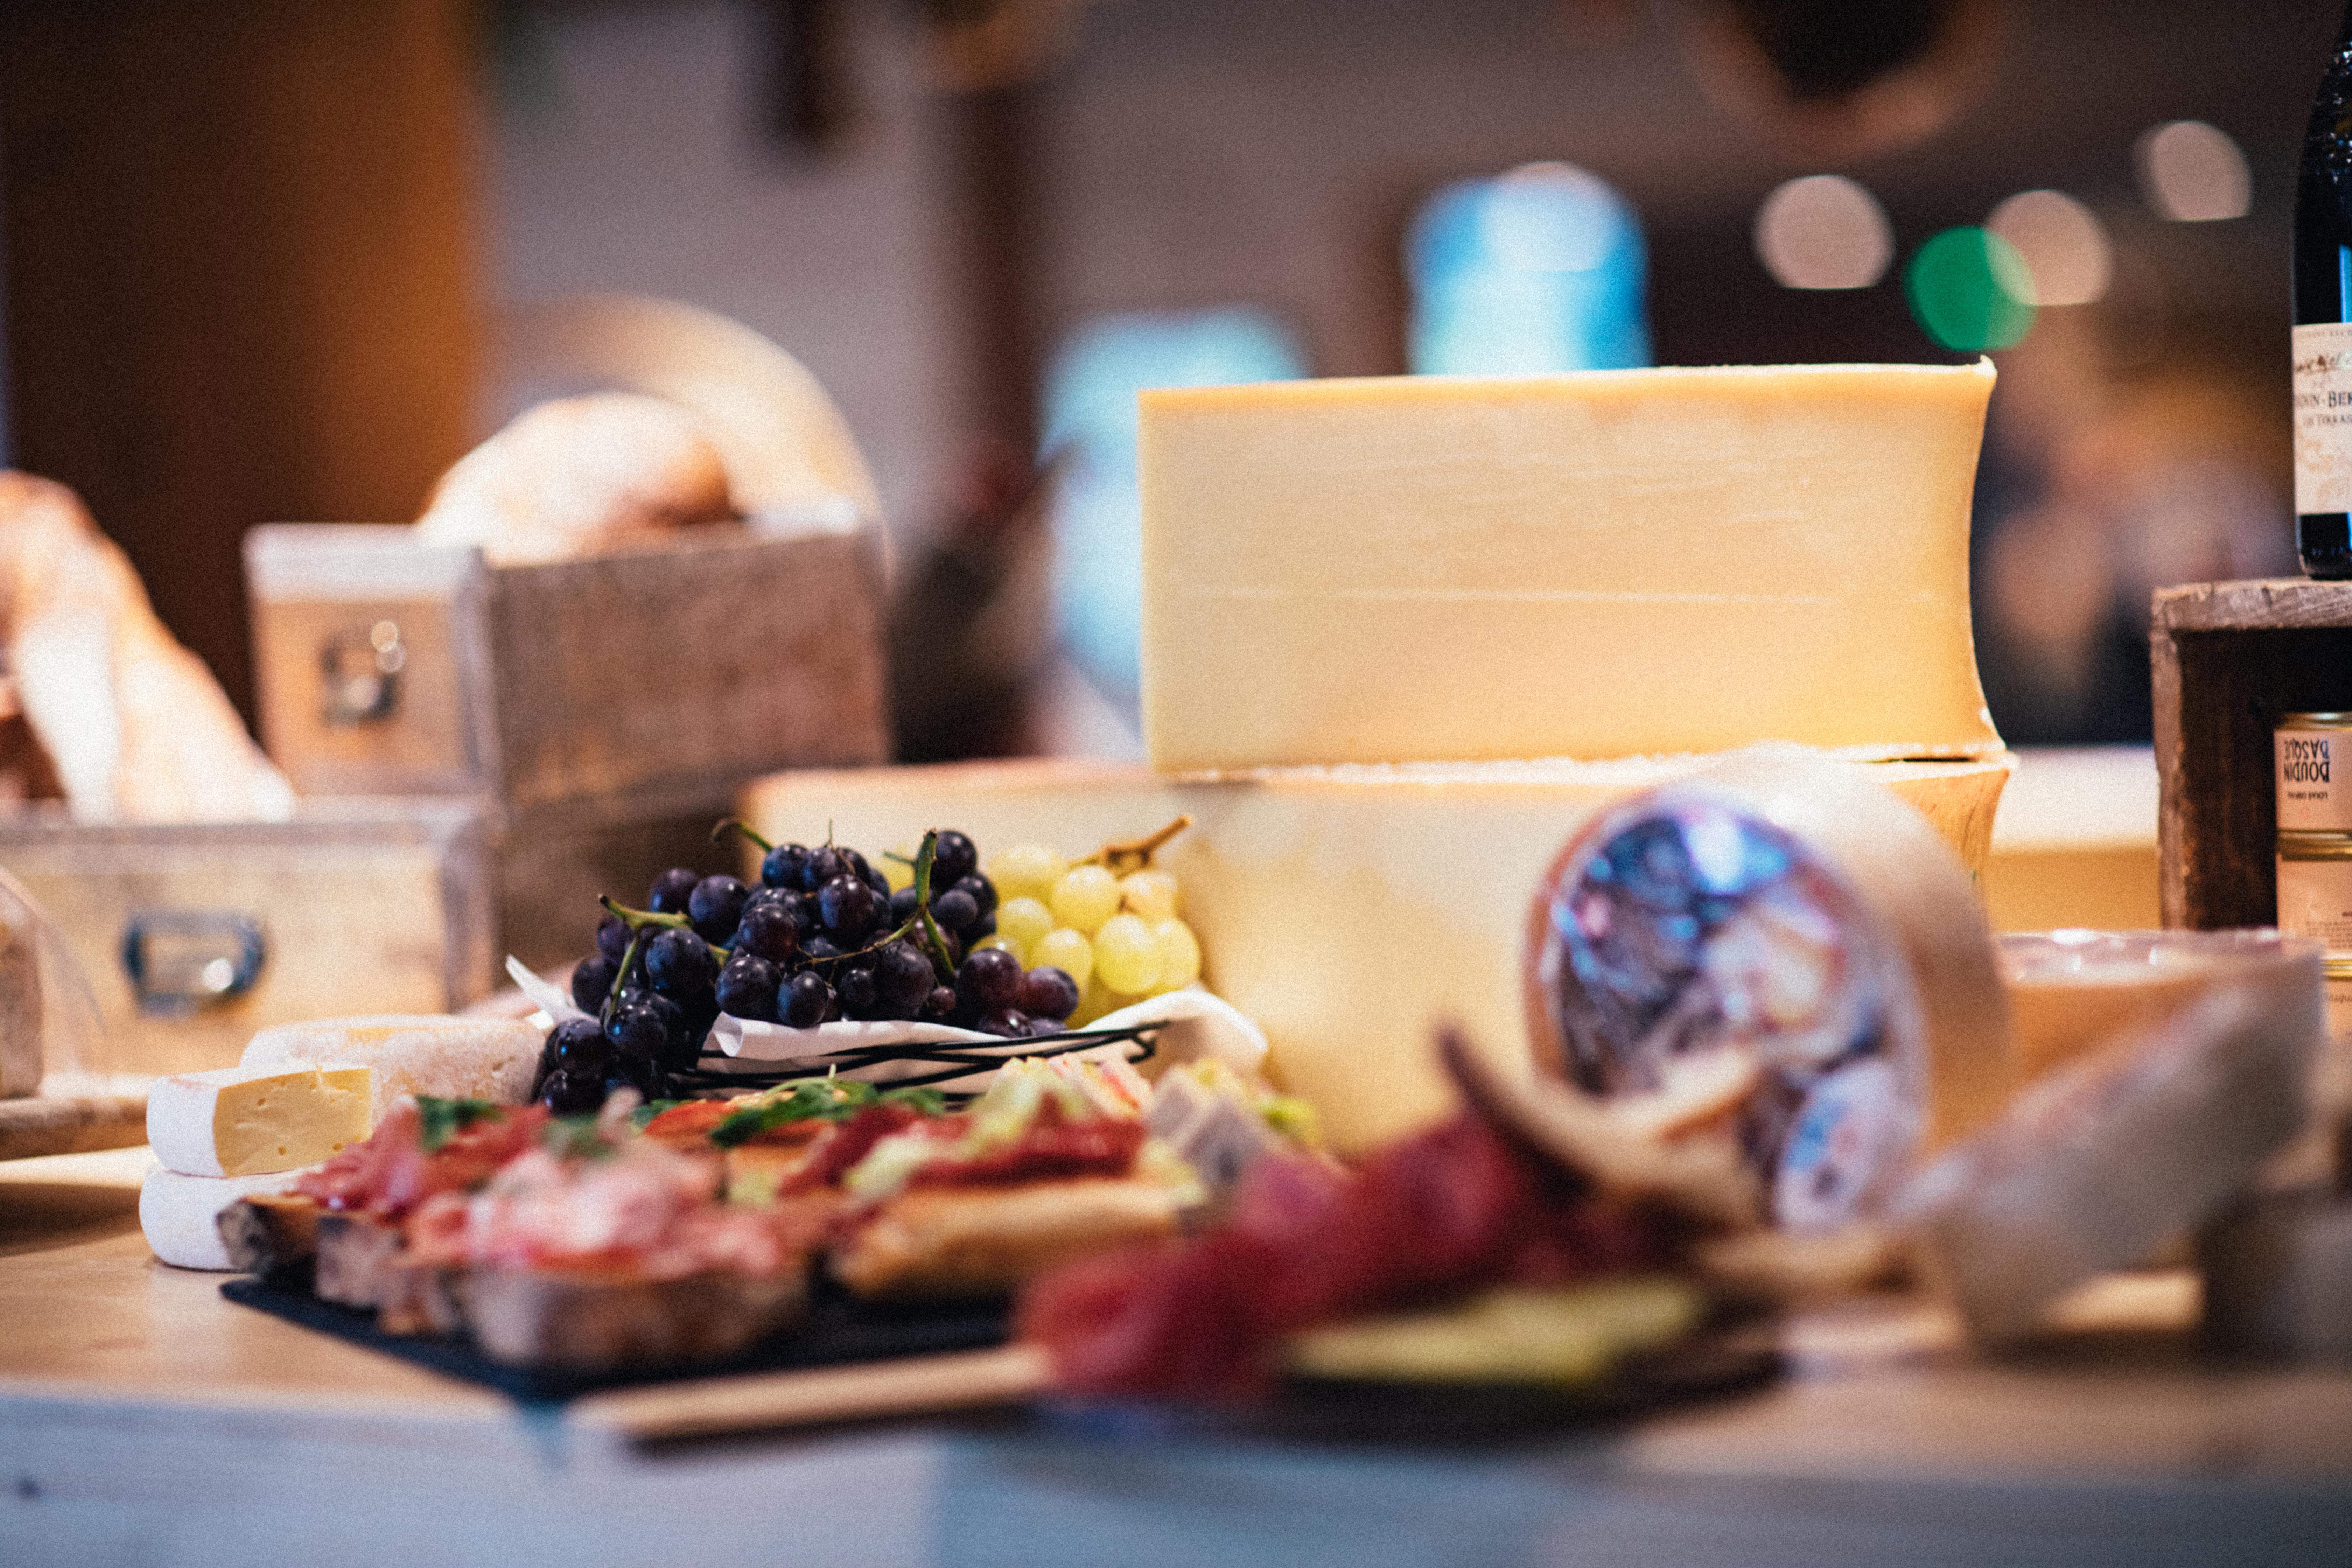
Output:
2295,322,2352,512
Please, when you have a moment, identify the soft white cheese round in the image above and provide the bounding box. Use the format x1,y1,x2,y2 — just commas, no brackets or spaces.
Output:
240,1015,540,1120
140,1165,307,1272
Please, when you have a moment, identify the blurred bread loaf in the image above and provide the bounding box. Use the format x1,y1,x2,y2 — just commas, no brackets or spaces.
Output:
413,392,739,565
0,472,294,823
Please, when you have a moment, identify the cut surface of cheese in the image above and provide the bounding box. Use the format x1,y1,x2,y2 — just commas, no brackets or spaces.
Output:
140,1164,308,1270
741,749,2008,1154
1523,752,2015,1232
1140,363,2001,771
146,1063,372,1178
239,1015,540,1119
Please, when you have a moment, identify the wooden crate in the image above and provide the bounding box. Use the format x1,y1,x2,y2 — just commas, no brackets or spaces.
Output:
493,778,750,974
0,801,498,1077
2151,579,2352,929
245,522,891,809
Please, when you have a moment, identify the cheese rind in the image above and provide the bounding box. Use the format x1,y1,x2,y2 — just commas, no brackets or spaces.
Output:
146,1064,372,1178
140,1165,308,1270
742,750,2009,1154
239,1015,541,1119
1140,363,2000,771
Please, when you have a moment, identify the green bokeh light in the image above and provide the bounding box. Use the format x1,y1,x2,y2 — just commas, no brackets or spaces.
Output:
1905,227,2036,352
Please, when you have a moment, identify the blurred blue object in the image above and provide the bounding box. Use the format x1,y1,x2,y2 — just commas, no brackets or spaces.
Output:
1408,162,1650,374
1042,309,1306,709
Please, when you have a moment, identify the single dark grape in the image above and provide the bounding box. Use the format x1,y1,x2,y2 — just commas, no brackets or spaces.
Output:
782,970,834,1027
689,875,750,945
801,846,846,892
975,1006,1030,1038
930,830,979,886
802,935,841,966
539,1065,606,1115
570,955,616,1013
819,874,878,940
761,842,813,890
952,874,997,919
742,883,797,919
930,888,980,933
955,946,1024,1014
970,913,996,940
1016,965,1078,1022
1025,1016,1066,1038
840,848,889,901
874,940,936,1018
836,963,880,1018
733,901,800,964
604,1000,667,1066
538,1016,609,1092
661,994,713,1067
715,953,782,1021
889,886,921,926
547,1015,608,1066
604,1061,661,1102
924,985,958,1020
643,927,716,994
595,913,632,965
649,867,700,914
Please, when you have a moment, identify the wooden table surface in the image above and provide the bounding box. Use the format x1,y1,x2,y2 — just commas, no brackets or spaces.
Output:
5,1147,2350,1568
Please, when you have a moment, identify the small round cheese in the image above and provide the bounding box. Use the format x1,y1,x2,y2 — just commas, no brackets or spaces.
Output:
140,1166,306,1272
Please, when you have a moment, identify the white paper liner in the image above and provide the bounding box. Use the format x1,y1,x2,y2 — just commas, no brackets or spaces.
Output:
503,955,1267,1096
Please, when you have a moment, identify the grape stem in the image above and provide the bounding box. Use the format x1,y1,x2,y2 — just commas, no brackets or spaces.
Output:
710,818,775,854
601,923,648,1031
1086,815,1191,877
907,830,960,980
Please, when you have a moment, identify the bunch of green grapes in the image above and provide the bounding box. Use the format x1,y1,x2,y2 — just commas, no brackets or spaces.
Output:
956,841,1202,1026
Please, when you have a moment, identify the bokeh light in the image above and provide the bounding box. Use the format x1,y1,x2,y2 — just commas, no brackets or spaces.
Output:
2135,120,2252,222
1754,175,1894,290
1407,161,1650,373
1905,226,2036,351
1986,190,2112,307
1042,310,1305,706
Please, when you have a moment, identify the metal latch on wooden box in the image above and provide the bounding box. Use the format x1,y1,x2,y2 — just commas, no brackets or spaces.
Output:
120,911,266,1015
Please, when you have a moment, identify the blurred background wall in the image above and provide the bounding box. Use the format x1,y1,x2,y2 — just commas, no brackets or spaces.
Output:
0,0,2339,749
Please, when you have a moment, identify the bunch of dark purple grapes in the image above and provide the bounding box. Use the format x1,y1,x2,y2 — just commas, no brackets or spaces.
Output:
534,826,1081,1114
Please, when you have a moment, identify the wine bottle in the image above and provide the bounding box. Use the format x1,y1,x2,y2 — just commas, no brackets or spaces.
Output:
2294,2,2352,578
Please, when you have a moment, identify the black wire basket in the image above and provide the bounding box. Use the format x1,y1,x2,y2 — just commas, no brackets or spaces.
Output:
659,1020,1165,1105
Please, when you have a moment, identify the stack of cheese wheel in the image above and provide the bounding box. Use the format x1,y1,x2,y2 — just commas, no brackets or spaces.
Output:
140,1016,543,1269
141,1064,374,1269
744,363,2016,1154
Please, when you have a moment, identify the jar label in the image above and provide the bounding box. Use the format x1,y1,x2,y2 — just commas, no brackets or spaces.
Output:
2295,323,2352,513
2278,729,2352,830
2276,852,2352,952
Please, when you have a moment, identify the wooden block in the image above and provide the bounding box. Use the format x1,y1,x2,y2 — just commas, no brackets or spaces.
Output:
492,779,746,972
2151,579,2352,930
247,522,891,810
0,801,498,1077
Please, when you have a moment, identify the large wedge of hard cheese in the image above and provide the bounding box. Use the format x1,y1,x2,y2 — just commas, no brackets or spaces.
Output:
141,1165,309,1271
240,1015,541,1119
741,749,2008,1153
147,1064,372,1177
1140,363,2000,771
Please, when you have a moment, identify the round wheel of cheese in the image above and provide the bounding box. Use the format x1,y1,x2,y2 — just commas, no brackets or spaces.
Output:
1522,749,2013,1232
